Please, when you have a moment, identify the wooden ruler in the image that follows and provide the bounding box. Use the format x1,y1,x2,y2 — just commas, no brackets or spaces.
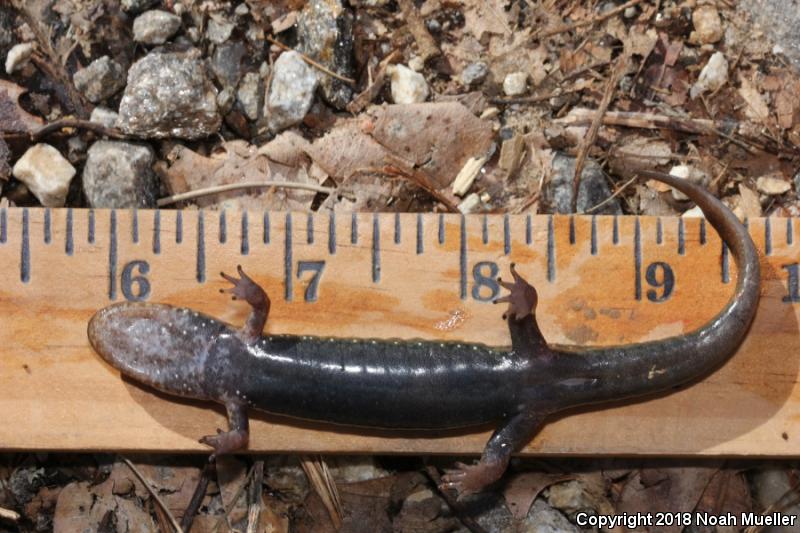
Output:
0,207,798,456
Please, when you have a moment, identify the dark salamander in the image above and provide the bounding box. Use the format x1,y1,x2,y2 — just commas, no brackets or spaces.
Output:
88,170,760,496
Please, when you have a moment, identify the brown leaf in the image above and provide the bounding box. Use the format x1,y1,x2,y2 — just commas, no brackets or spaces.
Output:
217,455,249,524
0,80,44,133
503,472,573,520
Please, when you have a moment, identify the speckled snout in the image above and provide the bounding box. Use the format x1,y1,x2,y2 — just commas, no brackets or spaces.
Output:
88,302,224,399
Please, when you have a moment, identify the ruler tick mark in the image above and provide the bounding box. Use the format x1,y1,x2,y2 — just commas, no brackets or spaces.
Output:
131,209,139,243
394,213,401,244
351,213,358,244
328,212,336,254
569,216,575,245
678,218,685,255
590,215,597,255
109,210,117,298
372,214,381,283
721,241,730,283
307,213,314,244
0,208,6,243
656,218,663,245
526,215,532,245
503,214,510,255
416,214,423,254
765,217,772,256
196,211,206,283
175,211,183,244
612,215,619,245
634,218,642,300
65,208,73,255
153,210,161,254
460,215,467,298
21,208,30,283
88,209,95,244
241,211,249,255
219,209,227,244
438,214,445,244
482,215,488,245
263,212,270,244
43,208,51,244
285,213,293,300
547,215,555,282
788,218,794,246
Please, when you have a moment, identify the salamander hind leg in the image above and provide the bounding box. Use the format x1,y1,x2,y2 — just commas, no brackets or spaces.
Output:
200,401,250,459
440,411,545,498
220,265,270,344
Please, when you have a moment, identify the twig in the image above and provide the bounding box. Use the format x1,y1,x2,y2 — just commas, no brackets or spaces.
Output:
347,50,401,114
266,36,355,85
424,466,489,533
555,109,716,133
489,88,583,106
0,506,20,522
30,118,129,141
120,456,183,533
572,56,627,212
301,456,343,529
538,0,648,39
180,460,215,533
379,162,460,213
212,463,257,533
585,175,638,213
246,461,265,533
157,181,338,207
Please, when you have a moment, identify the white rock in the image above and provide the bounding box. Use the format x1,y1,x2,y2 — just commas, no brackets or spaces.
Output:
756,174,791,195
407,56,424,72
266,51,319,132
458,192,482,214
89,107,120,128
390,64,429,104
133,10,182,45
682,205,705,217
690,52,728,99
691,5,723,44
668,164,710,201
12,144,76,207
503,71,528,96
5,42,34,74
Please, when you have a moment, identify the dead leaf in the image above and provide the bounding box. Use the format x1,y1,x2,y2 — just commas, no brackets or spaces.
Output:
462,0,512,40
738,75,770,122
503,472,573,520
217,455,249,524
0,80,44,133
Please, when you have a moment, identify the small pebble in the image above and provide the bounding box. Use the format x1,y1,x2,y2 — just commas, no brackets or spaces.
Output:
5,42,33,74
503,71,528,96
682,205,705,217
690,51,728,99
217,87,235,114
624,6,638,18
458,192,483,214
668,164,710,201
121,0,157,13
73,56,126,103
757,173,791,195
12,144,76,207
89,107,120,128
206,17,235,44
237,72,263,121
82,140,158,208
461,62,489,85
407,56,424,72
132,10,182,45
691,5,723,44
390,64,429,104
265,51,319,132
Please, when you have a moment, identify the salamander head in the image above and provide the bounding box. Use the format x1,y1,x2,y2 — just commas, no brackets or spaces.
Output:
88,303,226,399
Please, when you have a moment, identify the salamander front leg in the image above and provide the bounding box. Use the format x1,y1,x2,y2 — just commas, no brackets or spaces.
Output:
220,265,270,344
440,411,545,498
200,401,250,459
495,263,551,357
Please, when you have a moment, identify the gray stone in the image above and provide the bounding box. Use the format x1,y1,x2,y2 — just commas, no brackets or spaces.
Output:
237,72,263,121
117,48,221,139
296,0,354,109
73,56,126,103
89,107,120,128
523,499,580,533
121,0,158,13
265,51,319,132
543,153,621,214
217,87,235,114
132,10,182,45
83,141,158,208
390,64,429,104
461,62,489,85
5,42,33,74
210,41,246,88
206,17,235,44
12,144,76,207
741,0,800,70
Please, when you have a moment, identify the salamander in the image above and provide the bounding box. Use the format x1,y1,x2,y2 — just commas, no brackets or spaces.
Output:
87,170,760,496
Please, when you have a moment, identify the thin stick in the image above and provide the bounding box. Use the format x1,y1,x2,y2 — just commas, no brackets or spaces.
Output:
266,36,356,85
489,88,582,105
585,175,637,213
120,456,184,533
0,506,20,522
245,461,265,533
572,56,626,212
425,466,489,533
212,463,257,533
538,0,648,39
157,181,338,207
180,460,215,532
31,118,129,141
